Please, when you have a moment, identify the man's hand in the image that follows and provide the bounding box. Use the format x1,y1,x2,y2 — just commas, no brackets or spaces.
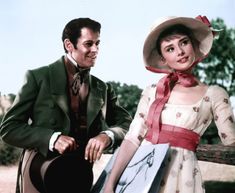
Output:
85,133,111,162
53,135,77,154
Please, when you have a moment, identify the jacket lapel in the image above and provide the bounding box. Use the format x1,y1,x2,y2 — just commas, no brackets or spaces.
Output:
49,57,69,115
87,76,106,128
48,59,106,129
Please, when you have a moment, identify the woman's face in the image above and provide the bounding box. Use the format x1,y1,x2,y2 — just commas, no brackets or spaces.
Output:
160,34,196,72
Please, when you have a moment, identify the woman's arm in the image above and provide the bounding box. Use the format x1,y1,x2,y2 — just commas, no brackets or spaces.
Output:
103,86,153,192
103,139,138,193
211,86,235,145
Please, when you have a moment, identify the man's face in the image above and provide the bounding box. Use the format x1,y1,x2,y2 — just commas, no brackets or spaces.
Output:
70,27,100,68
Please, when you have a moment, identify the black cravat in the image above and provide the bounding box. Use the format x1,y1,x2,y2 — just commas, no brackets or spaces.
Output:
71,68,90,98
71,72,81,95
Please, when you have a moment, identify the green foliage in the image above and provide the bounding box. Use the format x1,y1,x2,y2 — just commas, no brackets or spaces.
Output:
0,93,20,165
108,81,142,117
194,18,235,96
0,139,21,165
205,181,235,193
200,122,221,144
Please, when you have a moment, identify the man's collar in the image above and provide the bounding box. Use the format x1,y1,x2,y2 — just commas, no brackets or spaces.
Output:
66,54,90,72
66,53,78,67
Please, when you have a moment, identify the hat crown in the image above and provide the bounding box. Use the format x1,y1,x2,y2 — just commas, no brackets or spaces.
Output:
149,16,178,31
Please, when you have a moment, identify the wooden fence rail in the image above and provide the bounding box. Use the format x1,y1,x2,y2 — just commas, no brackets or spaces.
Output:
196,144,235,165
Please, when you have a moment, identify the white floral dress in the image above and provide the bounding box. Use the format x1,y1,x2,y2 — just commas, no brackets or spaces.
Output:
125,84,235,193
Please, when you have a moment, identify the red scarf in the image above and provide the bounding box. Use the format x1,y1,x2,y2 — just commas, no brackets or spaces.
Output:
145,72,198,143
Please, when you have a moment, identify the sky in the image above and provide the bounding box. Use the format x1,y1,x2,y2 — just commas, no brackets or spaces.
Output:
0,0,235,96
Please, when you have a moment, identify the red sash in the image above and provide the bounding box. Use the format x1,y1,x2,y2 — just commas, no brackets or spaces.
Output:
156,124,200,151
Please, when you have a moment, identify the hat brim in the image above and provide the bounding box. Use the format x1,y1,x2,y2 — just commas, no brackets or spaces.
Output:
143,17,214,73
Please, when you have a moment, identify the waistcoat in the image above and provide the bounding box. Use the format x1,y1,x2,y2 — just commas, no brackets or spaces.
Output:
64,56,90,146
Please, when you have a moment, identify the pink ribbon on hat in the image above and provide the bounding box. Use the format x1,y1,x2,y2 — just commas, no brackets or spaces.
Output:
196,15,211,27
145,72,198,143
196,15,219,37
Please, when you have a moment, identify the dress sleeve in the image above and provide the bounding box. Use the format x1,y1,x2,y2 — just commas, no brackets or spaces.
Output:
125,86,153,147
211,86,235,145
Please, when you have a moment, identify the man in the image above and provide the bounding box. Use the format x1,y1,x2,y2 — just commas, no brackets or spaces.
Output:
0,18,132,193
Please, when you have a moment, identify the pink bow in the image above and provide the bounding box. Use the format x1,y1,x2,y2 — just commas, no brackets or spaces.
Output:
195,15,221,37
196,15,211,27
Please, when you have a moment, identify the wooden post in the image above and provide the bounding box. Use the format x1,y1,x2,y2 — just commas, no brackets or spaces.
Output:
196,144,235,165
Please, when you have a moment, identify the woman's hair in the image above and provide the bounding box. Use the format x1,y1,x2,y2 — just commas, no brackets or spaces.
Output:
156,24,198,56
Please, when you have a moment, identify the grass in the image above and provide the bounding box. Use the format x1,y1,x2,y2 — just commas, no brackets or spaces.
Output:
205,181,235,193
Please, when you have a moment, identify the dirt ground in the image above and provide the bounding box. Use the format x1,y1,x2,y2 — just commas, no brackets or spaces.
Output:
0,155,235,193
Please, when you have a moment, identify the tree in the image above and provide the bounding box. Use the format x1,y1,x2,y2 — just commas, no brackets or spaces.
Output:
194,18,235,96
108,81,142,117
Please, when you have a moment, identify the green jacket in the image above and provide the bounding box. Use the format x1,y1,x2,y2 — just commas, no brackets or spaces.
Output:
0,56,132,157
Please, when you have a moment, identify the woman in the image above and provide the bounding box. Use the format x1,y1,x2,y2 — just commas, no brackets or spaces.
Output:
103,15,235,193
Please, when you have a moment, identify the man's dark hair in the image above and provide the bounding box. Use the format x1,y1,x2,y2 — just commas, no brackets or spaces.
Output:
62,18,101,53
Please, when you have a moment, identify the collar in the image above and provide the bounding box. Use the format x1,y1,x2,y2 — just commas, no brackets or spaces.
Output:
66,53,78,67
66,54,91,73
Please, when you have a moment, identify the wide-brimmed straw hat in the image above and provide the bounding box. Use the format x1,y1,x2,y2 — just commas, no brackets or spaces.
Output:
143,16,214,73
